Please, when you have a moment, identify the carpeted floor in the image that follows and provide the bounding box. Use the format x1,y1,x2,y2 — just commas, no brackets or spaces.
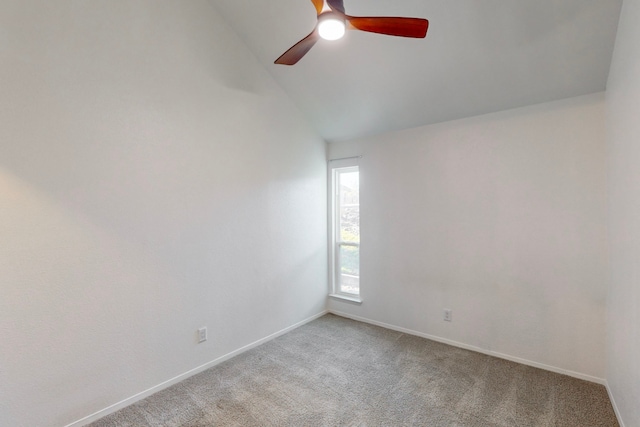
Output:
89,314,618,426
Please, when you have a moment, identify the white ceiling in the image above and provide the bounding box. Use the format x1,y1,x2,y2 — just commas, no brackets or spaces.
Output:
210,0,622,142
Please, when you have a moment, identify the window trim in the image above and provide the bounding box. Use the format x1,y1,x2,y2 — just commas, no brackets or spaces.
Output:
328,158,362,304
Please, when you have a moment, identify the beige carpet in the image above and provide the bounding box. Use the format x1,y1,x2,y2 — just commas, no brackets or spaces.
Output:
89,314,618,426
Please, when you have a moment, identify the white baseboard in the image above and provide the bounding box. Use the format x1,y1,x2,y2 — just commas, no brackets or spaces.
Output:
65,310,329,427
604,381,626,427
328,309,606,385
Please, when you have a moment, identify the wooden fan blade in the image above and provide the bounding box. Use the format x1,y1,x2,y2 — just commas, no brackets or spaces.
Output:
327,0,345,14
310,0,324,15
274,30,320,65
347,16,429,38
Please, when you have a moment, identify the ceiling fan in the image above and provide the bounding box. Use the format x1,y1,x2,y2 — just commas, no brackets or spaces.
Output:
275,0,429,65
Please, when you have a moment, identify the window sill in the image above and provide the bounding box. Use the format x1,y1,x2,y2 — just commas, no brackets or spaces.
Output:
329,293,363,304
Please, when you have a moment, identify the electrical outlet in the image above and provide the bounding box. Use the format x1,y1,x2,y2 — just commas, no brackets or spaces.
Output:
198,327,207,343
444,309,452,322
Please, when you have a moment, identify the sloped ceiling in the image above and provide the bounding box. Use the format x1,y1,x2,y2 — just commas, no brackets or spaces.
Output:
210,0,622,142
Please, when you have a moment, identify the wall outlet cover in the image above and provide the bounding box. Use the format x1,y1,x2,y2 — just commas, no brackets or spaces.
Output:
198,327,207,343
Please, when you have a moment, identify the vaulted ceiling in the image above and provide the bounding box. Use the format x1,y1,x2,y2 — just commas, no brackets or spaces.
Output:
210,0,622,142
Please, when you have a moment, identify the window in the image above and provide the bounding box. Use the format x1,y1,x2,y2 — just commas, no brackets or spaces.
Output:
329,158,361,302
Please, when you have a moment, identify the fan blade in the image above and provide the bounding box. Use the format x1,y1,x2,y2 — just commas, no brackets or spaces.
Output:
274,30,320,65
327,0,345,14
347,16,429,38
310,0,324,15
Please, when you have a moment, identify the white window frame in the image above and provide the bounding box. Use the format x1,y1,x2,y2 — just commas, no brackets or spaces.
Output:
328,157,362,304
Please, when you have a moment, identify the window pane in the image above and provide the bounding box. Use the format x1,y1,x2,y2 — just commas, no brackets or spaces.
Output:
339,245,359,294
339,171,359,203
340,206,359,242
339,171,359,243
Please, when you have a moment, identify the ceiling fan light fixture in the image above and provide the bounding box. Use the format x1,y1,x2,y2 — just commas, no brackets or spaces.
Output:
318,13,346,41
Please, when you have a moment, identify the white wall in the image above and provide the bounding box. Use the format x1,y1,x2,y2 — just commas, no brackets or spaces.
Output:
606,0,640,424
329,93,608,380
0,2,327,426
